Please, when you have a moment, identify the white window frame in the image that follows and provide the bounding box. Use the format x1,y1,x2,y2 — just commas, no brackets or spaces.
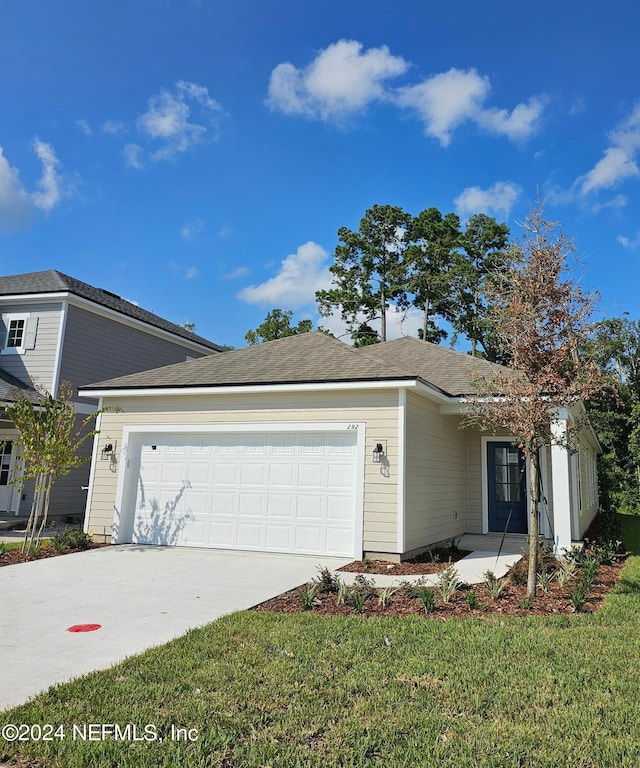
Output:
1,313,30,355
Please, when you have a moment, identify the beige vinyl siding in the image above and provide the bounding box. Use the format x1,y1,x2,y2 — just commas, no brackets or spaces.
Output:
404,390,468,551
86,389,400,554
59,304,212,398
0,302,62,391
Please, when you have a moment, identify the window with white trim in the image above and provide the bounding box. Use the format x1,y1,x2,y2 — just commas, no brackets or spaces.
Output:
1,313,37,355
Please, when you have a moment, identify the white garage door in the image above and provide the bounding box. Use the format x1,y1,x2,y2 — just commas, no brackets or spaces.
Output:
129,431,359,557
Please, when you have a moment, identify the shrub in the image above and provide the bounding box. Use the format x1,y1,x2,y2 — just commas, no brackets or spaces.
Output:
466,589,479,610
398,576,427,598
52,526,92,553
313,566,341,594
536,570,555,594
556,559,577,586
378,587,396,609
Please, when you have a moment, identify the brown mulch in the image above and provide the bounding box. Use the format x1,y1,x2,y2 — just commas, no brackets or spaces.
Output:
338,547,472,575
255,556,627,619
0,541,109,568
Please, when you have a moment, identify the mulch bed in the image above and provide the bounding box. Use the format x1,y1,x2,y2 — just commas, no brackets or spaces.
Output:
255,556,627,619
0,541,109,568
338,546,472,575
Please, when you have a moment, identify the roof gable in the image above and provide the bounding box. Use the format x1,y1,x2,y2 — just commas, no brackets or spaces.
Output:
0,270,222,352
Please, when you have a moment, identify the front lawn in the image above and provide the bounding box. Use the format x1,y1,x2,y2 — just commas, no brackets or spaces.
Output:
2,521,640,767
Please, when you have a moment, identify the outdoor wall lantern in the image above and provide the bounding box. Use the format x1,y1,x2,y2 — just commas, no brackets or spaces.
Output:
372,442,384,463
101,443,114,459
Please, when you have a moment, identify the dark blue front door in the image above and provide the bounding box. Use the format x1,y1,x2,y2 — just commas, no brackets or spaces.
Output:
487,442,527,534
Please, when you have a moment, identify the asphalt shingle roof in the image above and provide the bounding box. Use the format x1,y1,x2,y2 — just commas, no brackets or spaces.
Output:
82,331,510,398
0,369,41,405
0,270,223,352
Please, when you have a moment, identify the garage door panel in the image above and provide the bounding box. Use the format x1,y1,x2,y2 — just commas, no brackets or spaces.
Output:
213,463,238,484
296,494,323,519
237,522,263,548
267,494,293,518
268,463,295,487
237,493,264,516
240,463,266,485
130,431,358,557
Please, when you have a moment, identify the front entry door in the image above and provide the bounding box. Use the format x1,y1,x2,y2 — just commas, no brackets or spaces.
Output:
487,442,527,534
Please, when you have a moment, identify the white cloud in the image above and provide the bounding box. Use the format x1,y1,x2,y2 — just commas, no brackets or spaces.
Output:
318,305,425,344
31,139,65,212
591,194,627,213
124,143,144,169
396,68,489,146
617,232,640,250
181,218,204,240
185,266,198,279
397,67,544,146
76,119,93,136
238,241,331,308
454,181,521,219
137,80,222,161
267,39,409,121
224,266,250,279
102,120,126,135
578,104,640,195
0,147,32,233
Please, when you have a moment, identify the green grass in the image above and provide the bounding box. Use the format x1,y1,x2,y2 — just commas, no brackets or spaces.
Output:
2,555,640,767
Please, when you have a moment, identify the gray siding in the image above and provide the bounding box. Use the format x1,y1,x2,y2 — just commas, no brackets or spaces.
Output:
0,302,62,391
58,304,212,396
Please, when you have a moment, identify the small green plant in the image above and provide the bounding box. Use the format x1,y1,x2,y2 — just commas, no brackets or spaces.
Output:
347,574,376,613
361,555,374,569
562,544,586,566
52,526,92,553
336,580,349,606
313,566,341,594
556,559,577,586
398,576,427,598
466,589,478,610
378,587,396,609
447,537,460,554
536,570,555,594
587,539,621,565
581,555,599,583
484,570,506,599
518,595,534,610
298,585,319,611
426,550,441,563
436,565,461,603
414,586,436,614
569,580,589,612
0,542,7,557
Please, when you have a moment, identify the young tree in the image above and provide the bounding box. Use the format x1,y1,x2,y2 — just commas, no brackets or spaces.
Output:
316,204,411,343
405,207,461,343
453,214,511,361
462,203,609,596
6,381,101,552
245,308,313,345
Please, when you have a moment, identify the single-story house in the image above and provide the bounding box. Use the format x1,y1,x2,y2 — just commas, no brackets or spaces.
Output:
80,332,601,560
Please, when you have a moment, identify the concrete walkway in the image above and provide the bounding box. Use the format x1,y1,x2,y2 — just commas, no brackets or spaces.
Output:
336,549,522,587
0,545,350,711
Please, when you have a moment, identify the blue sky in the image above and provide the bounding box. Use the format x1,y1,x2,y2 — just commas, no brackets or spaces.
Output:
1,0,640,348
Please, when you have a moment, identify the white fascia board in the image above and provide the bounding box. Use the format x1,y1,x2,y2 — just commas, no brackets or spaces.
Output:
79,378,423,399
0,291,217,356
50,299,68,396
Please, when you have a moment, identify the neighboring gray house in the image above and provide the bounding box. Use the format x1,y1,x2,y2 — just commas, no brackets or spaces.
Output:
81,332,601,559
0,269,222,520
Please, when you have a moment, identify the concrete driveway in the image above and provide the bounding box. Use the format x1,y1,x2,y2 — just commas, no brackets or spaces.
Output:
0,545,349,711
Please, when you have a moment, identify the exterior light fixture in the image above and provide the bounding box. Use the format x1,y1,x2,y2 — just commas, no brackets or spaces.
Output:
101,443,113,458
372,443,384,463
